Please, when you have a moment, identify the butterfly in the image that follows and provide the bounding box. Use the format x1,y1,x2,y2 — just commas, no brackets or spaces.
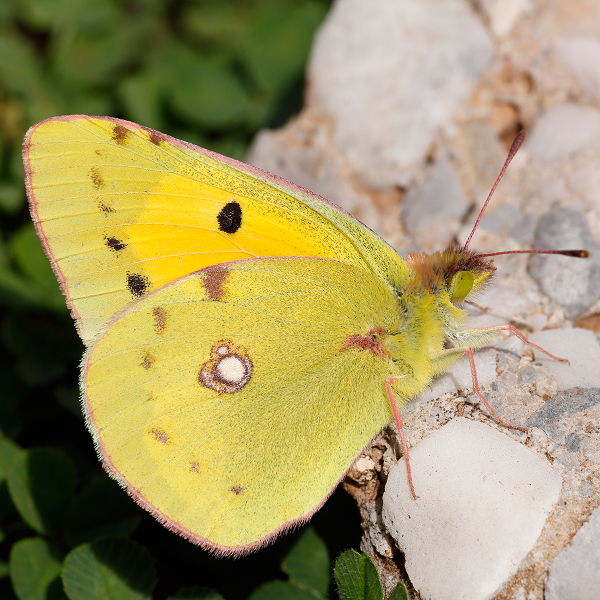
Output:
23,116,587,556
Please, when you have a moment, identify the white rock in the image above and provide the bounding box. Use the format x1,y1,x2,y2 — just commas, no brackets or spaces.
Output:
307,0,492,188
382,418,562,600
477,0,533,37
545,504,600,600
402,159,467,233
525,104,600,163
528,328,600,390
554,36,600,104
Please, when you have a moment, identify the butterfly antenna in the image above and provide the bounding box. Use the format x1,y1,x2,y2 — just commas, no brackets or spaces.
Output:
463,131,589,261
463,131,526,250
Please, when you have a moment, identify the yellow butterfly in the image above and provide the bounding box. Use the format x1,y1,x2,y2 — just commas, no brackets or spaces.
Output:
23,116,586,555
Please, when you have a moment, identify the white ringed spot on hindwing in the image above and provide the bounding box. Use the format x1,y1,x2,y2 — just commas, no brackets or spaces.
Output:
198,340,253,394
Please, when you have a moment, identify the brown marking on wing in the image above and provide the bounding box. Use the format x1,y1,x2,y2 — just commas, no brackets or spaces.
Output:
202,265,228,301
152,307,167,334
341,326,390,358
141,351,155,370
112,124,130,146
89,167,104,189
149,427,170,444
149,131,163,146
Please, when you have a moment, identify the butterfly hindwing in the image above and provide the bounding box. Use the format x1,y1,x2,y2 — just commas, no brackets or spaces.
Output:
84,258,405,552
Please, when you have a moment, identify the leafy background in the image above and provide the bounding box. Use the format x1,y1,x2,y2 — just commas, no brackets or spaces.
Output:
0,0,370,598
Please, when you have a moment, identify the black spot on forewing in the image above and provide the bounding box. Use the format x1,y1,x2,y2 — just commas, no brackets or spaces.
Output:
217,201,242,234
105,236,127,252
126,272,150,297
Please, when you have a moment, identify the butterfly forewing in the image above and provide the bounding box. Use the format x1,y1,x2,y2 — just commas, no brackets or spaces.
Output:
25,116,407,343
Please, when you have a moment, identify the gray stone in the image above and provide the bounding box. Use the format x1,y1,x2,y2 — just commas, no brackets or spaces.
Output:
382,418,562,600
545,505,600,600
528,208,600,317
402,159,467,233
525,388,600,428
307,0,492,188
565,432,582,452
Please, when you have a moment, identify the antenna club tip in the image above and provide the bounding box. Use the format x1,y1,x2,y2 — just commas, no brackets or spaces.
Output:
556,249,590,258
511,130,526,153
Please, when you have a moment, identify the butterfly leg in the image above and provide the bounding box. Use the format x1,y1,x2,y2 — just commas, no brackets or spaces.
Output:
449,346,528,433
441,324,569,433
466,324,569,364
385,377,418,499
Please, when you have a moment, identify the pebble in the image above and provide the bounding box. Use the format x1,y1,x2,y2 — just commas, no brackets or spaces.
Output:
526,388,600,428
382,418,562,600
528,208,600,318
545,505,600,600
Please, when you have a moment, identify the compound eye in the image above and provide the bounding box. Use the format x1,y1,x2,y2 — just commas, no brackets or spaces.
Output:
451,270,474,302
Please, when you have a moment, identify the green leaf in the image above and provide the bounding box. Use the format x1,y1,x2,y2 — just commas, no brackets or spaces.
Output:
0,369,23,438
7,447,76,536
62,538,156,600
151,42,250,129
64,476,142,547
9,537,65,600
388,582,409,600
333,551,382,600
0,432,21,482
0,32,43,95
17,0,121,31
50,26,139,89
167,586,225,600
4,223,66,312
11,224,60,294
243,1,327,97
118,71,164,132
282,528,330,598
249,581,320,600
0,183,25,214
